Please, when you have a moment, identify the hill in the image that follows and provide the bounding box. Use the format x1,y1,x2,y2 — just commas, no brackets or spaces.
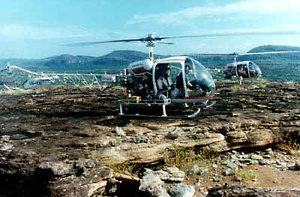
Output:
248,45,300,53
244,45,300,81
0,45,299,81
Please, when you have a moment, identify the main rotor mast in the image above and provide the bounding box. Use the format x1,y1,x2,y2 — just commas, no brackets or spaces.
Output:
146,40,155,61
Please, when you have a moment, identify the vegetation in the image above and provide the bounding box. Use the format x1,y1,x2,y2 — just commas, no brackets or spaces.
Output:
277,129,300,152
278,137,300,152
230,85,241,92
237,169,258,181
163,146,218,172
0,88,32,96
252,79,268,89
110,161,140,176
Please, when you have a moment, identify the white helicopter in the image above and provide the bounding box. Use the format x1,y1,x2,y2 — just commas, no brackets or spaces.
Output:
69,33,224,118
0,63,118,89
0,64,59,89
69,32,300,118
222,51,300,80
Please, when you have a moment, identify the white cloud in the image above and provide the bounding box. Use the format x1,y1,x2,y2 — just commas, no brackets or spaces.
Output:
0,24,88,40
128,0,300,25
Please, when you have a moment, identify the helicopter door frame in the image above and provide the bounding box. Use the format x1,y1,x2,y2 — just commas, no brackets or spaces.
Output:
152,64,159,95
181,63,189,97
152,60,186,97
246,62,251,78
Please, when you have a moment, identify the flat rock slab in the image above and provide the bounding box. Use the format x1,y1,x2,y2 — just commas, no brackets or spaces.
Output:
0,82,299,196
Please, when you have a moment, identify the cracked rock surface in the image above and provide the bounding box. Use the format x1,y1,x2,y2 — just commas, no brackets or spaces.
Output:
0,82,299,196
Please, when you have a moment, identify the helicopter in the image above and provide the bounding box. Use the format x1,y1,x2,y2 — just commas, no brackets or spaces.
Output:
119,55,216,118
0,63,118,89
0,64,59,89
67,32,300,117
222,51,300,80
69,33,223,118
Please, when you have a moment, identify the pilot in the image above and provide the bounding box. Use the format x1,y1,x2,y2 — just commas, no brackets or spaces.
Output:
176,64,194,90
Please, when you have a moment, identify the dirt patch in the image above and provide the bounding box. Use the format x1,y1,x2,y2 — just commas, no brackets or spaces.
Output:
245,165,300,189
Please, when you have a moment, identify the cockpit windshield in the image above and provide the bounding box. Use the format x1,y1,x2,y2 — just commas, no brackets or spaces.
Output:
249,61,262,77
185,58,216,94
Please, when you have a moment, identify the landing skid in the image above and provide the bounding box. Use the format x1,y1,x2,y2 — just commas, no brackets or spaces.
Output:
118,98,212,118
205,100,216,108
119,107,201,119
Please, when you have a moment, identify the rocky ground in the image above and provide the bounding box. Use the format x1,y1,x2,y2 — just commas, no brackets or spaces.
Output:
0,81,299,196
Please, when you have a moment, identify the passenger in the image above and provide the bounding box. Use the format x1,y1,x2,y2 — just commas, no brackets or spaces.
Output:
157,65,172,91
238,65,248,78
176,64,194,90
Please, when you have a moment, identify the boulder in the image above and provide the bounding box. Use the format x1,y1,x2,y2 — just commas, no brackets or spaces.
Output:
139,172,169,197
168,183,195,197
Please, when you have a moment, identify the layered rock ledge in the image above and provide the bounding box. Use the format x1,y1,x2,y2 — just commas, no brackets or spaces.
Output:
0,81,299,196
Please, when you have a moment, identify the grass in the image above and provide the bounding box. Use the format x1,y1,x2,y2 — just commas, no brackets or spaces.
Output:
285,81,295,85
101,146,220,176
278,131,300,152
110,161,140,175
88,144,140,175
163,146,219,172
238,169,258,181
250,78,268,89
278,138,300,152
0,88,33,96
230,84,241,92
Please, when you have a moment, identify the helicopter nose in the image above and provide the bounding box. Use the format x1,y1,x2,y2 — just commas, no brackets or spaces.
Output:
191,78,215,96
208,82,216,93
201,79,215,93
199,73,215,91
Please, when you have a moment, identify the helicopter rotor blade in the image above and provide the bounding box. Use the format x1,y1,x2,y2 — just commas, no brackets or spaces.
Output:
196,50,300,56
156,41,175,45
66,38,147,46
0,68,8,72
65,31,300,47
196,53,238,56
158,31,300,40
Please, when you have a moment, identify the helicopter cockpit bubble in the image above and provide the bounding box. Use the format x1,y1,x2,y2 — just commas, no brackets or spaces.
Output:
184,57,216,96
250,62,262,77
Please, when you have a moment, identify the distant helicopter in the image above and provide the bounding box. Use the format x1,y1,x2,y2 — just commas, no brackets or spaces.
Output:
1,64,59,89
222,51,300,80
68,31,300,117
0,63,117,89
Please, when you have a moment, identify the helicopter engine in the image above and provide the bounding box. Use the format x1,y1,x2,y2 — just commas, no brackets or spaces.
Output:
121,59,154,98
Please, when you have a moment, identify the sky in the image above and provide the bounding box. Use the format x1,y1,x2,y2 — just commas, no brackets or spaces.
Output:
0,0,300,59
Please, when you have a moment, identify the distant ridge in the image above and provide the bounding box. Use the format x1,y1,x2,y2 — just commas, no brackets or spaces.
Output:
248,45,300,53
0,46,299,81
42,50,149,67
45,54,95,66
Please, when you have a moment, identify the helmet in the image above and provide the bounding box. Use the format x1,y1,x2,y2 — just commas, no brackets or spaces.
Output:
185,64,192,73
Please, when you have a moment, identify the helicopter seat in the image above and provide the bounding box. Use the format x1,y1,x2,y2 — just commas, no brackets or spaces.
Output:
156,65,172,91
157,75,172,91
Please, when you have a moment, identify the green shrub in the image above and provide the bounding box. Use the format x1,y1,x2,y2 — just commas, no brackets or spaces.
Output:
238,170,257,181
163,146,218,172
230,85,241,92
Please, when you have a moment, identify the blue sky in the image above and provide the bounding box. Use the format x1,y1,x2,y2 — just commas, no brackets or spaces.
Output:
0,0,300,58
